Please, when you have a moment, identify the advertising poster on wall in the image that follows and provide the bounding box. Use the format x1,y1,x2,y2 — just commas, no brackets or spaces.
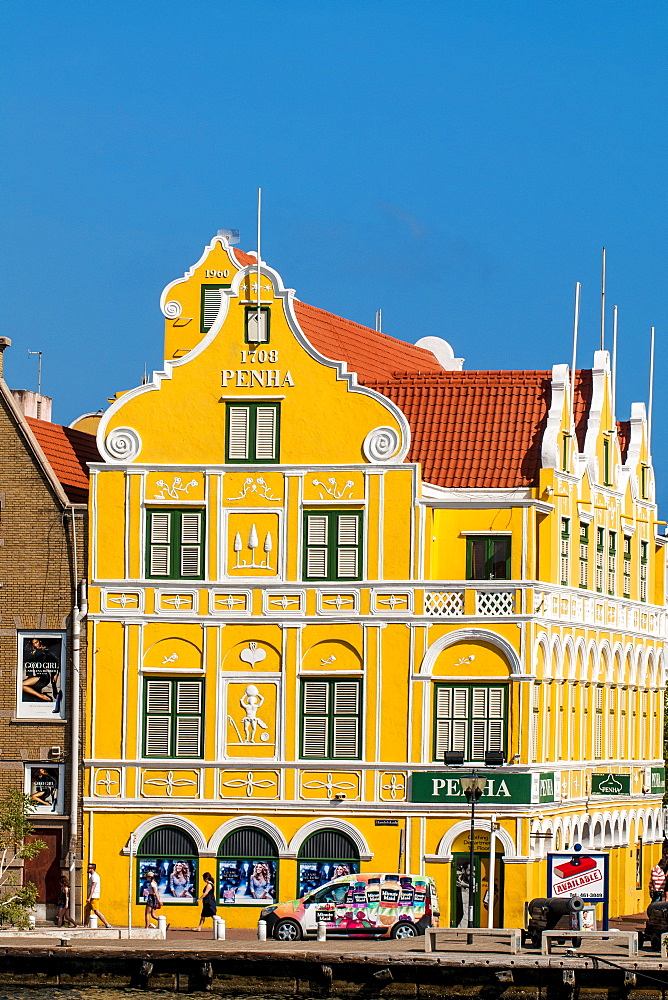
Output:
24,765,63,814
17,633,65,719
298,861,359,898
218,860,277,904
137,859,196,904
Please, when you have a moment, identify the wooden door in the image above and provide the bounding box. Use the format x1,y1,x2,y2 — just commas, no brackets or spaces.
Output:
24,829,61,904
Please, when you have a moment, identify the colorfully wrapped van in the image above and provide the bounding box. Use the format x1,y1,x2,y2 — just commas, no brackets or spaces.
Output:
260,872,439,940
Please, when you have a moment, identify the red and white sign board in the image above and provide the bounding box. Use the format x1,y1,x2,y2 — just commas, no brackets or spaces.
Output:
547,852,608,901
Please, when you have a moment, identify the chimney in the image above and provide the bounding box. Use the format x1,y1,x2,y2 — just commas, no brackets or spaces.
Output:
0,338,12,379
11,390,53,422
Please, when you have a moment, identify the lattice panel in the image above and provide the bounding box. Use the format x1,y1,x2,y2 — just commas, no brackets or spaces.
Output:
424,591,464,616
475,590,514,616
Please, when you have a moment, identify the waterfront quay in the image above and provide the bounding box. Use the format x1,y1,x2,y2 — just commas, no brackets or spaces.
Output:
0,934,668,998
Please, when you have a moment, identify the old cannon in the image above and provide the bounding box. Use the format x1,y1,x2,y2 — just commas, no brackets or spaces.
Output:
524,895,585,947
642,901,668,950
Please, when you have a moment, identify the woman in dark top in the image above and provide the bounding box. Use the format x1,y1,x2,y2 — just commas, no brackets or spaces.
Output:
195,872,216,932
56,876,77,927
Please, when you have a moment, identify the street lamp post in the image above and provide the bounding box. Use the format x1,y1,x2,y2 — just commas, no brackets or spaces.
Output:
460,772,486,932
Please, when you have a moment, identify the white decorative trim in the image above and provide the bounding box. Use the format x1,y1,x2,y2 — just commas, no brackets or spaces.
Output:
285,818,372,861
101,589,144,614
154,589,199,614
104,426,142,462
209,590,252,616
433,819,517,861
206,815,288,858
163,300,182,319
120,814,207,854
418,628,522,676
316,590,360,615
370,590,414,615
262,590,305,616
363,426,402,464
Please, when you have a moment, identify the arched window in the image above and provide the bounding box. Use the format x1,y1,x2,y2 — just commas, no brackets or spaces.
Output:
217,827,279,907
297,829,359,897
137,826,198,906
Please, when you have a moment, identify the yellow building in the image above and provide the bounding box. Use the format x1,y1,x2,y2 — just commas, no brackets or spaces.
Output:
83,234,666,929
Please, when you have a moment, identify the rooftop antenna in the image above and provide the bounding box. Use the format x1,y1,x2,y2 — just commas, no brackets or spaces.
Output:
141,363,149,386
611,305,618,430
27,350,43,419
571,282,581,430
648,325,655,461
375,309,382,333
600,247,606,351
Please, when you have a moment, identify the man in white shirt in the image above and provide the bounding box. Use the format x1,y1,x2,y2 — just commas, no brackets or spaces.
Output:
85,863,112,927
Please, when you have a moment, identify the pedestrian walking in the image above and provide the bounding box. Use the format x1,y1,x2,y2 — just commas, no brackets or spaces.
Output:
195,872,216,932
649,858,668,901
85,862,112,927
56,875,77,927
144,869,161,928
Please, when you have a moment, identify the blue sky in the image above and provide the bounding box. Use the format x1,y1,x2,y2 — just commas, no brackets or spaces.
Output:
1,1,666,492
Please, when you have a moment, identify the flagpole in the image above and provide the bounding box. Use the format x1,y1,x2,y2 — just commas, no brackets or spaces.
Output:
257,187,262,329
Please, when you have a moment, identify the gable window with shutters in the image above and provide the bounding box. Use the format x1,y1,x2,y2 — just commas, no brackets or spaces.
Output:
433,684,507,763
301,679,361,759
143,678,204,758
245,306,270,344
302,511,362,581
201,283,230,333
623,534,632,598
225,402,280,463
146,509,205,580
579,522,589,589
560,518,570,586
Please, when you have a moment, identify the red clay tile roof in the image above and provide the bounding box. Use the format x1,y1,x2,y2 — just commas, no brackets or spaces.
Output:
367,370,593,489
617,420,630,464
294,300,444,382
231,247,258,267
26,417,100,503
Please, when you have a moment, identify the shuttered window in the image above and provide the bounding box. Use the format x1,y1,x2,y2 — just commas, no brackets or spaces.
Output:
433,684,507,763
560,518,570,587
225,402,280,463
303,511,362,581
623,534,632,598
608,531,617,596
146,510,204,580
144,678,203,758
640,541,648,603
579,522,589,589
594,686,603,760
595,527,604,593
301,679,361,759
200,283,231,333
245,306,270,344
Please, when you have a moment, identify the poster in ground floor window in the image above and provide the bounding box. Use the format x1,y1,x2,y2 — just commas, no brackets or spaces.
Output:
298,862,359,898
137,859,196,904
218,860,277,904
17,633,65,718
24,765,63,813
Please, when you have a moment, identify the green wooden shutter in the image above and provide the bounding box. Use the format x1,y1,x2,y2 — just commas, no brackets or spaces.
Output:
486,687,505,753
336,515,360,578
255,406,277,460
302,681,329,756
202,287,223,331
175,681,203,756
180,512,202,577
227,406,249,460
145,680,172,756
149,512,171,576
435,687,468,758
332,681,360,757
305,515,329,578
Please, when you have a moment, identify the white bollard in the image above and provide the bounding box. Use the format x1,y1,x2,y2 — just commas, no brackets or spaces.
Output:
317,921,327,942
257,919,267,941
88,913,99,929
157,915,167,936
28,913,36,929
214,916,226,941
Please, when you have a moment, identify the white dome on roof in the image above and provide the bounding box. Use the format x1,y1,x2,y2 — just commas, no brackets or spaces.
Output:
415,336,464,371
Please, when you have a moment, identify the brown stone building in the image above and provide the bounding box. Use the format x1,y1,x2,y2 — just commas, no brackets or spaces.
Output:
0,339,98,921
